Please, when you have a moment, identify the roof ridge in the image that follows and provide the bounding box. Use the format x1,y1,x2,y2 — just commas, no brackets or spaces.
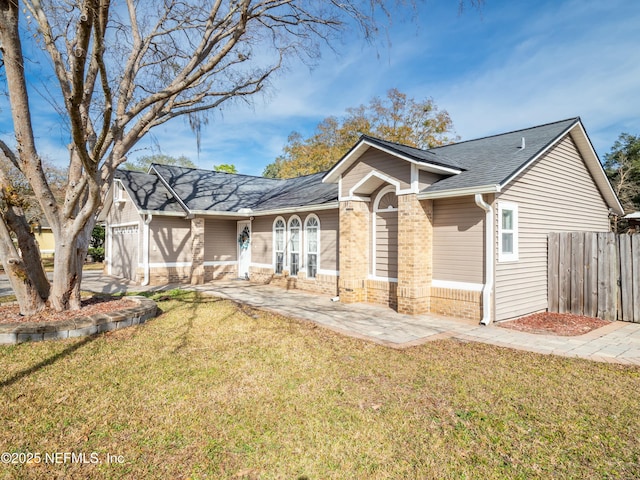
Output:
150,163,285,181
428,117,580,151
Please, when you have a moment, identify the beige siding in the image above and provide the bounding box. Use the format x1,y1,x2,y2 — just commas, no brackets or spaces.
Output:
204,218,237,262
251,209,339,271
317,210,339,271
341,149,411,196
149,217,192,264
375,211,398,278
432,197,485,284
495,134,611,321
419,170,441,191
108,189,141,225
251,216,274,265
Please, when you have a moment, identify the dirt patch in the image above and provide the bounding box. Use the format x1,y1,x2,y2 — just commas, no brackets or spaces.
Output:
0,296,137,325
498,311,611,336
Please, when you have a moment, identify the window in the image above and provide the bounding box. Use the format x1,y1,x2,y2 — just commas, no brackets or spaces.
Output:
114,181,126,202
288,216,301,276
305,215,320,278
274,218,285,274
498,202,518,262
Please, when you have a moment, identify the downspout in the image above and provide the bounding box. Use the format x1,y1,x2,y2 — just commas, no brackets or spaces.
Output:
474,194,494,325
141,214,153,286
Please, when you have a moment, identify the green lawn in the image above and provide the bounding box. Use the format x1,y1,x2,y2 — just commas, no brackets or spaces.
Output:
1,291,639,479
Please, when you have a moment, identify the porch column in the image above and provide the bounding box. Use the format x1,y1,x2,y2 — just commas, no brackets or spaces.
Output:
190,218,205,284
338,200,369,303
397,194,433,314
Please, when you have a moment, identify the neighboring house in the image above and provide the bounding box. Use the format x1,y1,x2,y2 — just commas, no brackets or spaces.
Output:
29,218,55,256
100,118,623,324
624,212,640,232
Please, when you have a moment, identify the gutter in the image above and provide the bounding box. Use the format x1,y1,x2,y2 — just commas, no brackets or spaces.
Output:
474,194,494,325
141,214,153,286
419,184,500,200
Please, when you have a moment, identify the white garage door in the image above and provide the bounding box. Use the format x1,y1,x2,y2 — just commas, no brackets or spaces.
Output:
111,225,139,280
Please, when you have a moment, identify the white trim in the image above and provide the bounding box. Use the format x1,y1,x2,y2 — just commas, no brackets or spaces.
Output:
497,201,519,263
287,215,302,276
250,262,273,269
431,279,485,292
474,194,495,325
109,221,140,228
349,170,401,197
138,210,186,217
411,164,419,193
237,220,251,279
146,261,193,268
273,216,286,274
304,213,320,279
368,274,398,283
338,195,371,202
323,138,462,184
203,260,237,266
418,184,500,200
318,269,339,276
372,186,398,278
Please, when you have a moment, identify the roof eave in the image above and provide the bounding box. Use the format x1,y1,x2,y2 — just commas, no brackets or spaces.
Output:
418,184,501,200
323,138,461,184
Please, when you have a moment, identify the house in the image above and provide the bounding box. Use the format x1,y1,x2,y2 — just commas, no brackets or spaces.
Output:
29,217,55,256
100,118,624,324
624,212,640,232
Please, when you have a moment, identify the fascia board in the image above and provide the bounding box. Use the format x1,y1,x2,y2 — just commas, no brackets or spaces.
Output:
418,185,500,200
323,139,461,184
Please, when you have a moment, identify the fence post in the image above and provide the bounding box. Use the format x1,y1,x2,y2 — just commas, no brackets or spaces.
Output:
570,232,584,315
620,234,633,322
584,233,598,318
548,233,559,313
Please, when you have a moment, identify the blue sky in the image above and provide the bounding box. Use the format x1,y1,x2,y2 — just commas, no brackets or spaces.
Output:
2,0,639,177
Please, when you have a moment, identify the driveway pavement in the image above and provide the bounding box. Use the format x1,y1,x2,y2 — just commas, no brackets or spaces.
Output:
2,271,640,365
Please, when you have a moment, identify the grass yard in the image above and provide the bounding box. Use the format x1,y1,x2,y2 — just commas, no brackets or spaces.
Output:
1,291,639,479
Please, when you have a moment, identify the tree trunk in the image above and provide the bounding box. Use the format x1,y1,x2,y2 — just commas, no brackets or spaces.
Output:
49,218,95,311
2,206,50,300
0,216,45,315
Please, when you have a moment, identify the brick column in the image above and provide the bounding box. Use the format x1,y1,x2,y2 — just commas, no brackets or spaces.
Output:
190,218,205,284
338,200,369,303
397,194,432,314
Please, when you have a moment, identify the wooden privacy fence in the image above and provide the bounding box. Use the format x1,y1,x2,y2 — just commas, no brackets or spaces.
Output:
548,232,640,323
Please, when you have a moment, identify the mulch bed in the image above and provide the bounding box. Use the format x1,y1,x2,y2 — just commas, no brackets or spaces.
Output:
498,311,612,336
0,297,137,325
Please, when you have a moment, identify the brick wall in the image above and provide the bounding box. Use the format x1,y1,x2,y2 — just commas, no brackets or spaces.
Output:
397,195,433,314
430,286,482,321
365,279,397,309
250,266,338,296
338,200,370,303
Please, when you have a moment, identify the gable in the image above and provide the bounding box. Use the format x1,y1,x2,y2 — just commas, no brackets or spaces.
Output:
341,149,413,198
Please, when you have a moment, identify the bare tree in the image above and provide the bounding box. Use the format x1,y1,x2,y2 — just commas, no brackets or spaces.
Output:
0,0,478,314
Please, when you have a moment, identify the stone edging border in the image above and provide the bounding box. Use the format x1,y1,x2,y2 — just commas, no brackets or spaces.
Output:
0,296,157,345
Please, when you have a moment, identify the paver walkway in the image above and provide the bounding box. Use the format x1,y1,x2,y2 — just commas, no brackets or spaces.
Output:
2,272,640,365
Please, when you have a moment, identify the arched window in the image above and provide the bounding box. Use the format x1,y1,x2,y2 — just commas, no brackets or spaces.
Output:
372,186,398,280
288,216,301,276
273,217,286,274
305,215,320,278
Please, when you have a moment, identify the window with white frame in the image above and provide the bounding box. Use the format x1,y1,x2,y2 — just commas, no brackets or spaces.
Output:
498,202,518,262
305,215,320,278
274,218,285,274
114,181,126,202
288,216,301,276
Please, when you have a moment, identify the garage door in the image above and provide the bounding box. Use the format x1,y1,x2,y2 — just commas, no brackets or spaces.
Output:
111,225,139,280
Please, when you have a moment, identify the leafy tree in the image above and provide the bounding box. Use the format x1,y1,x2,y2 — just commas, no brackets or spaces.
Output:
0,0,444,315
263,88,458,178
604,133,640,217
213,164,238,174
124,154,196,172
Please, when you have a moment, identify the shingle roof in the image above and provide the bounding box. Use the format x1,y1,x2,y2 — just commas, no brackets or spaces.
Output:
358,135,465,170
421,118,579,193
114,169,186,214
150,164,338,213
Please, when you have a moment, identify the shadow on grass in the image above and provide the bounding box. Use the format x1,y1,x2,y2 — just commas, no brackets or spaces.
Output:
0,335,96,389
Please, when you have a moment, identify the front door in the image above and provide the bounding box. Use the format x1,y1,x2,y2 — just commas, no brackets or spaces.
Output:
237,220,251,279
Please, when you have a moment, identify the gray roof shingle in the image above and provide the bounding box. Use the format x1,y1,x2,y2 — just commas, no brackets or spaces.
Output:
421,118,579,193
150,165,338,213
114,169,186,213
